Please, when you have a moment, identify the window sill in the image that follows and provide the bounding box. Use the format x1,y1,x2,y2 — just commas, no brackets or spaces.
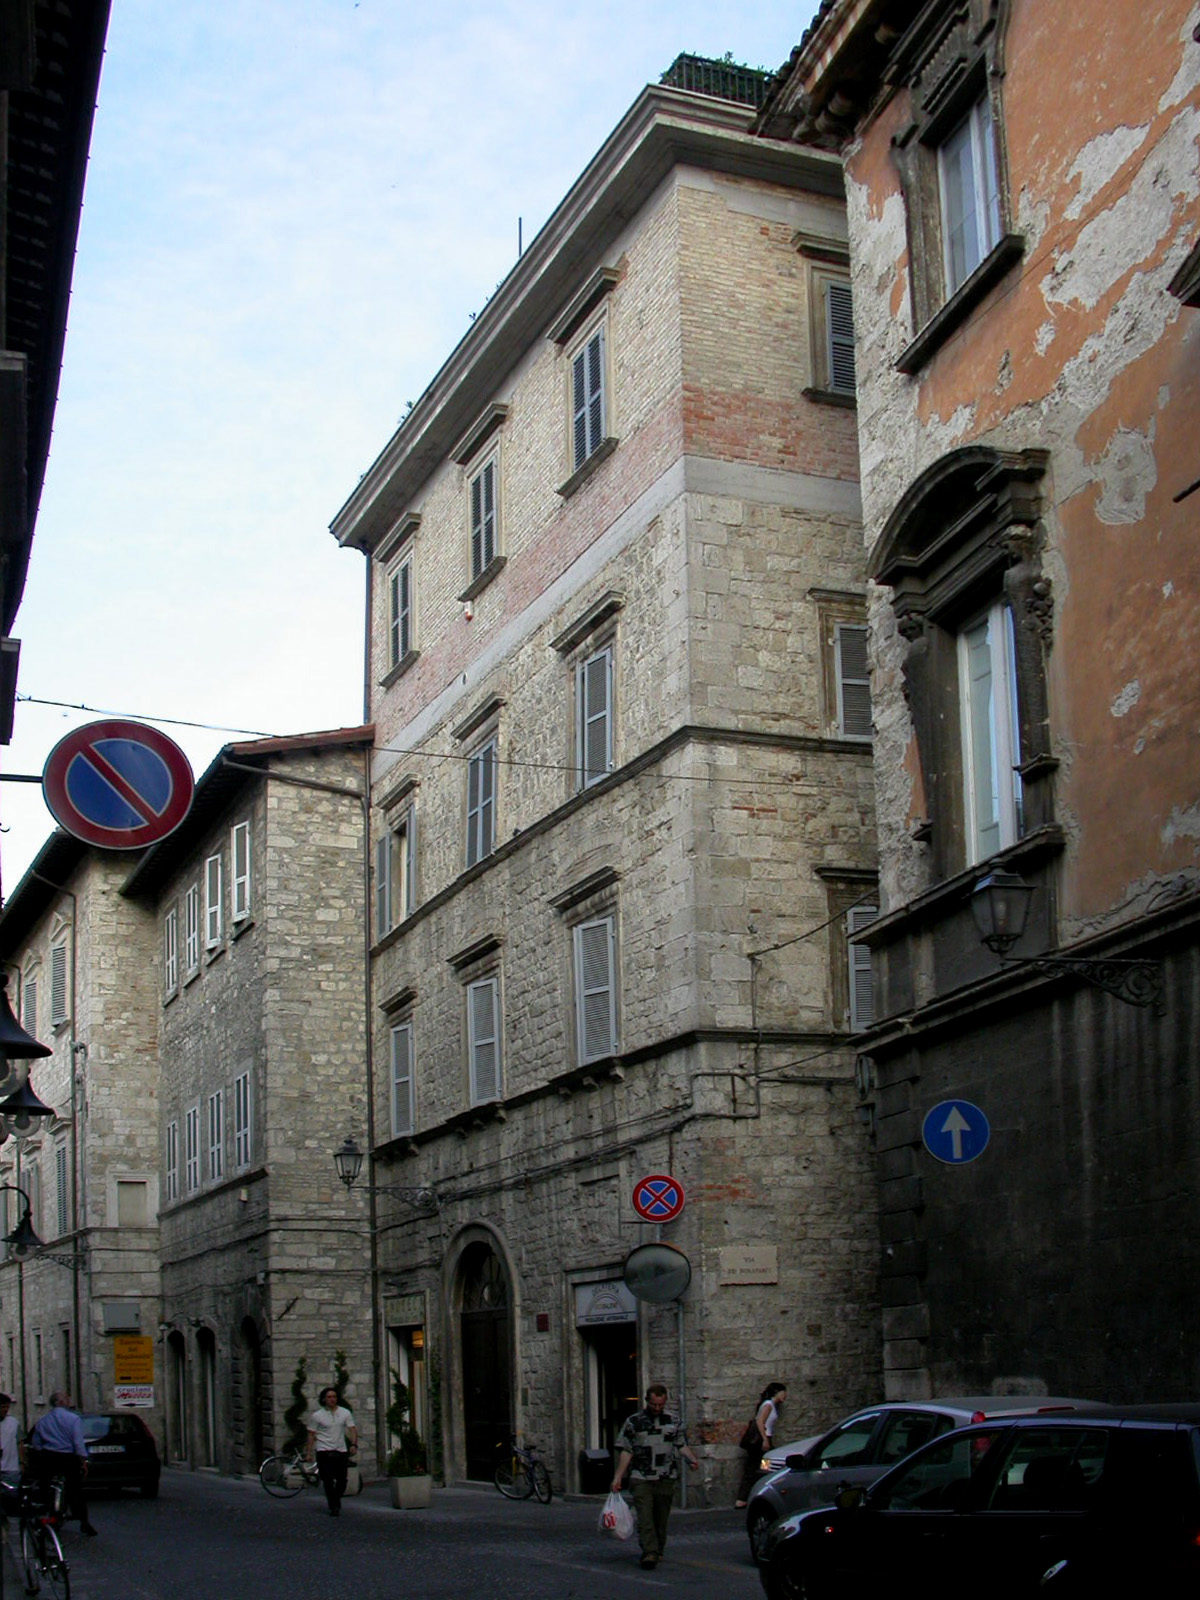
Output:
803,385,856,410
557,436,618,500
379,649,421,689
458,557,506,604
896,233,1025,374
231,916,254,942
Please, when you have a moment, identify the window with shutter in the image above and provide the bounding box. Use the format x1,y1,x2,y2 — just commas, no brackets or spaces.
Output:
574,916,617,1063
826,279,856,395
847,903,878,1031
50,944,68,1026
205,854,223,948
232,822,251,922
185,1105,200,1192
959,601,1023,864
389,555,413,667
208,1090,224,1181
22,976,36,1036
165,1121,179,1202
376,812,416,939
577,646,613,788
466,741,496,867
391,1023,414,1137
939,94,1002,295
468,978,501,1104
835,623,872,738
163,911,178,996
55,1143,69,1236
470,459,497,578
184,883,201,975
234,1072,252,1170
572,327,606,472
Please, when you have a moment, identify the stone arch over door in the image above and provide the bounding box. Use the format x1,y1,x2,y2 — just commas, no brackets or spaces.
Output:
443,1225,519,1482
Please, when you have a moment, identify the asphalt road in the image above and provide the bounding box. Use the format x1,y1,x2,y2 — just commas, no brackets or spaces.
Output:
3,1471,765,1600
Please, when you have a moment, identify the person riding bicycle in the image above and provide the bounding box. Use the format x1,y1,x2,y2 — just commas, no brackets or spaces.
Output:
28,1390,96,1536
306,1386,357,1517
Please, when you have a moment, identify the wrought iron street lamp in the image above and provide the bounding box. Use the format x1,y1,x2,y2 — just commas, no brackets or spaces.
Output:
971,870,1164,1010
333,1136,438,1213
0,972,56,1141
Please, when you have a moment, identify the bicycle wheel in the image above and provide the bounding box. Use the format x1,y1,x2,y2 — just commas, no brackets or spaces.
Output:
494,1452,532,1500
21,1521,42,1595
259,1454,305,1497
40,1524,69,1600
531,1461,552,1503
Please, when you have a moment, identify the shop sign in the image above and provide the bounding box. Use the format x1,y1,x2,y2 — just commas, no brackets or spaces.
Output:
575,1279,638,1326
718,1244,779,1285
112,1335,154,1383
113,1384,154,1408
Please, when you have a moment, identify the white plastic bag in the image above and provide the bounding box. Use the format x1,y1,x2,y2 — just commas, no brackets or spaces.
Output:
598,1490,635,1540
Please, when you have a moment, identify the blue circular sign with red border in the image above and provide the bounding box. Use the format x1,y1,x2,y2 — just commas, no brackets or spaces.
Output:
632,1173,685,1222
42,719,195,850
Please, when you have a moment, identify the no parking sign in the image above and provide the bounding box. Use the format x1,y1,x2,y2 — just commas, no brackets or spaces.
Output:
42,720,194,850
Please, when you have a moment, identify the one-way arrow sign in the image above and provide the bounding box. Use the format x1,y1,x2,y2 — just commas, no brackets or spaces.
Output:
922,1099,990,1165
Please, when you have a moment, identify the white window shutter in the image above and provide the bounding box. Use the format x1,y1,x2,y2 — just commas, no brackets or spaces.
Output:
469,979,500,1104
50,944,68,1026
847,903,878,1031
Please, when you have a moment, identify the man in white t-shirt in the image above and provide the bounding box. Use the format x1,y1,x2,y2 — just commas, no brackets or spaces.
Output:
306,1386,357,1517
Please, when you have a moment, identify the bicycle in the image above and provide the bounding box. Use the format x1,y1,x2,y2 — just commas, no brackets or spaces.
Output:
494,1437,552,1503
258,1449,320,1497
16,1477,70,1599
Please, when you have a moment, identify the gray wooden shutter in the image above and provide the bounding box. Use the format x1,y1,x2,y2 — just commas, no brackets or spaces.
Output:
826,279,856,394
836,623,872,738
577,917,615,1061
469,979,500,1103
848,903,877,1031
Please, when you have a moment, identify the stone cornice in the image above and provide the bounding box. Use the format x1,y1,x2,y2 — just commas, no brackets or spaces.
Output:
329,87,843,554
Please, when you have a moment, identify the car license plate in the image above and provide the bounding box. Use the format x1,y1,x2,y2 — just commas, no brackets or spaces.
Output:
89,1445,123,1453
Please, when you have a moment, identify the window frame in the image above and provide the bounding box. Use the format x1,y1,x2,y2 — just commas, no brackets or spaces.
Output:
573,914,618,1065
184,1104,200,1193
375,808,417,940
165,1120,179,1203
576,643,613,789
834,620,872,740
467,976,502,1106
163,908,179,998
390,1021,414,1138
388,548,414,669
183,882,201,977
50,942,68,1027
958,599,1024,865
468,455,499,582
208,1089,224,1182
205,853,223,950
233,1072,252,1171
466,738,497,869
938,93,1002,298
231,822,251,924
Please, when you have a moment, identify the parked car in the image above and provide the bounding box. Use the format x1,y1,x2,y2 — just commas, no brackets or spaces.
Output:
79,1411,160,1497
758,1407,1200,1599
746,1396,1095,1563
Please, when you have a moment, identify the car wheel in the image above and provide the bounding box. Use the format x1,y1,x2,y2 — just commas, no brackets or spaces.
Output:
763,1555,822,1600
748,1504,775,1565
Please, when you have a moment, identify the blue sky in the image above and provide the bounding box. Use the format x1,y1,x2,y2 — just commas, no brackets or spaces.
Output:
2,0,818,888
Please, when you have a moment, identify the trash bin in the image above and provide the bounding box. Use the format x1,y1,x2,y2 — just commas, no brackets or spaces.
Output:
578,1447,612,1494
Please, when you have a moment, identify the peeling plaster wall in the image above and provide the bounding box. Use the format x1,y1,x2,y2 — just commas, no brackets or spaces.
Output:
845,0,1200,931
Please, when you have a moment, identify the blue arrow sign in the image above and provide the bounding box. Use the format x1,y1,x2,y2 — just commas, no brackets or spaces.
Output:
922,1099,990,1165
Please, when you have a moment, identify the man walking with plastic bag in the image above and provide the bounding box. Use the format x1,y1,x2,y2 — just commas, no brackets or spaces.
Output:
610,1383,699,1570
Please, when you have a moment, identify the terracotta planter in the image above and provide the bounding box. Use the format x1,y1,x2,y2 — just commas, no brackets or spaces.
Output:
389,1474,433,1509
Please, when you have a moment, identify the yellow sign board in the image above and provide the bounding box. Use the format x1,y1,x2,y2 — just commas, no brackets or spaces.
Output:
112,1335,154,1384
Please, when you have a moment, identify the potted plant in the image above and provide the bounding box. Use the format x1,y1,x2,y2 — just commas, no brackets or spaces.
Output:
385,1369,432,1509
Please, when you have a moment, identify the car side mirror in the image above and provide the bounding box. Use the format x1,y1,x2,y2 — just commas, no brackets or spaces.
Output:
785,1453,811,1470
836,1483,866,1511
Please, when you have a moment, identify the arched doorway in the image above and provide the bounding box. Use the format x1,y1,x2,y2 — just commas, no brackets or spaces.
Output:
459,1241,512,1479
235,1317,263,1471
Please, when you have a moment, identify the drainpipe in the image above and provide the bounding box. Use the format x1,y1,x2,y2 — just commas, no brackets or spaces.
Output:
362,744,381,1472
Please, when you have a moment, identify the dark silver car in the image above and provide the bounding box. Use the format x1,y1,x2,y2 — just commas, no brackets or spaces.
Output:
746,1396,1094,1563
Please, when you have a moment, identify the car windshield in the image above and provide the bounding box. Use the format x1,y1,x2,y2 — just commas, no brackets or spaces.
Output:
873,1430,1001,1510
810,1413,880,1469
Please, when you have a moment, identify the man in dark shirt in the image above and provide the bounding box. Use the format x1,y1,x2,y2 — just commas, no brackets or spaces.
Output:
611,1383,700,1569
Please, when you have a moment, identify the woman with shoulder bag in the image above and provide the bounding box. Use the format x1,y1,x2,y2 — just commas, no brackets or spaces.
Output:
735,1381,787,1508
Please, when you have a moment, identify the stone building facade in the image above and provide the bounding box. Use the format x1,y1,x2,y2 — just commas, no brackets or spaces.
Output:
759,1,1200,1400
121,727,376,1473
0,833,160,1433
331,78,881,1493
